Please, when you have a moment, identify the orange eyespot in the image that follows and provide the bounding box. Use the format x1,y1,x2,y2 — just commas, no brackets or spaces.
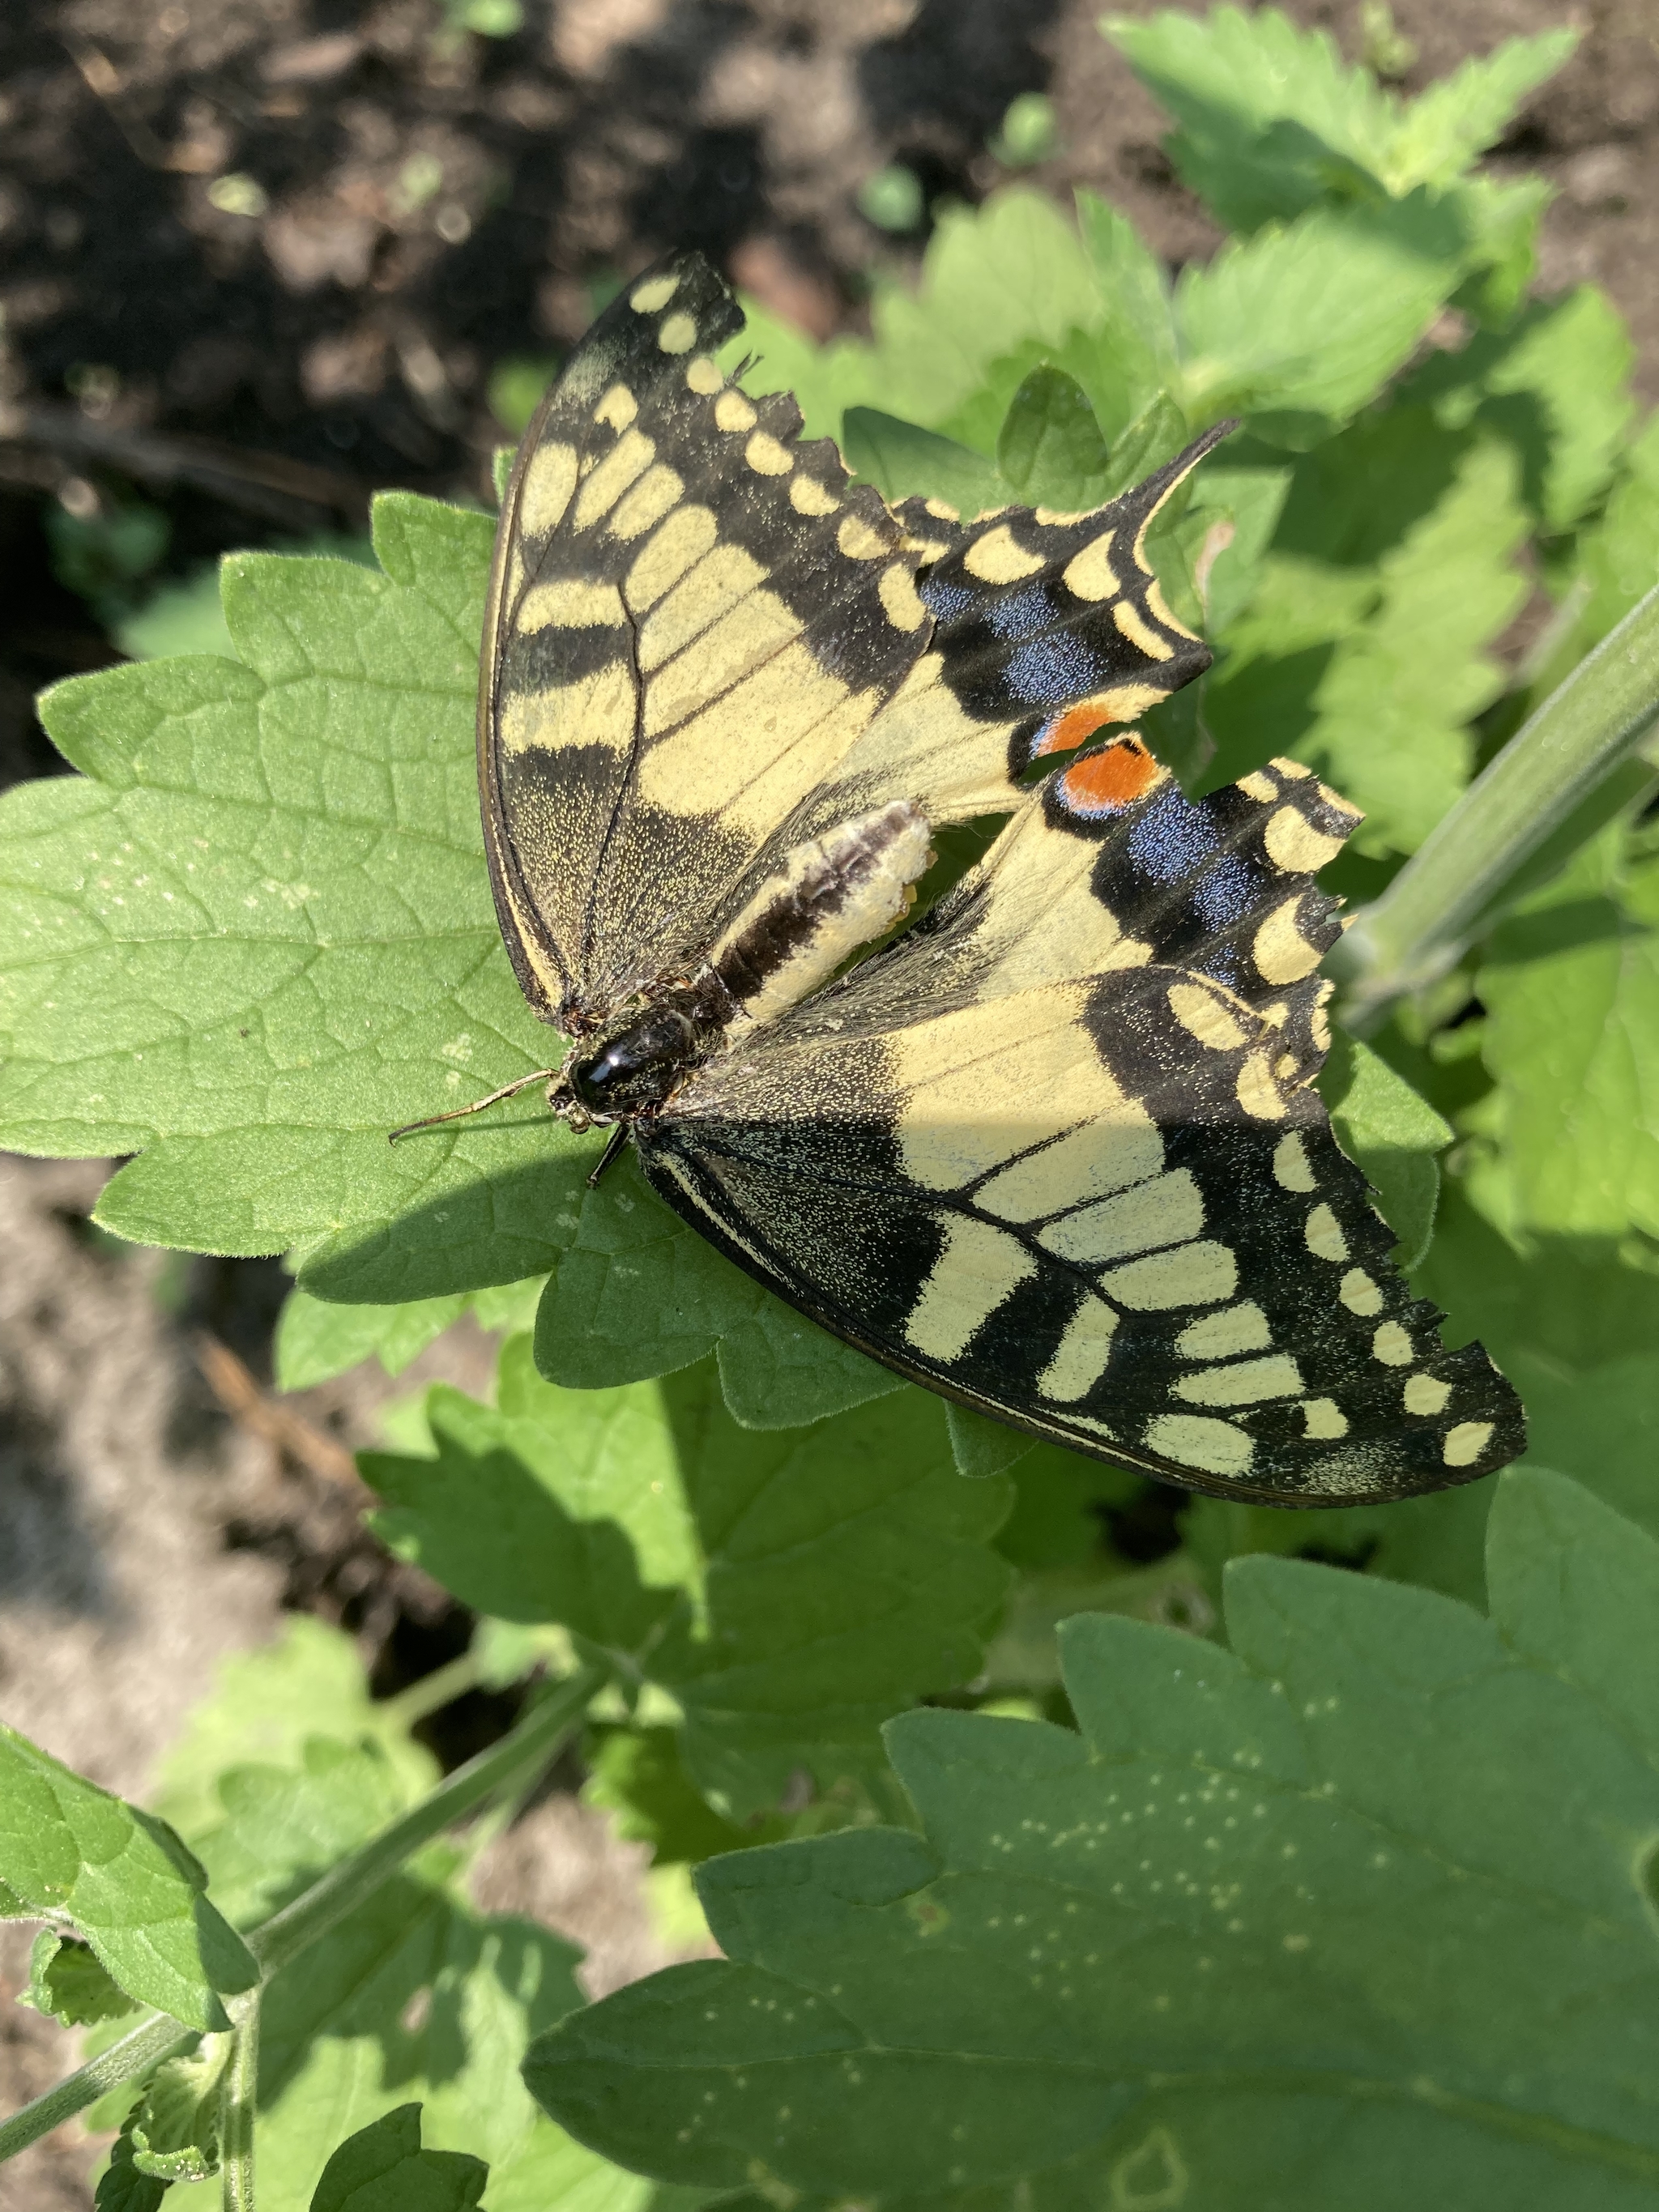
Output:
1030,699,1121,758
1056,735,1166,816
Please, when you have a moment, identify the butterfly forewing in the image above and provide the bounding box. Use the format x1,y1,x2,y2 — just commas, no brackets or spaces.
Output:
480,254,1222,1029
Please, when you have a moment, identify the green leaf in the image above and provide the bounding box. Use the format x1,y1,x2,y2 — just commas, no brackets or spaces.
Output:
1073,191,1180,404
130,2037,229,2181
0,496,599,1296
996,368,1111,510
1538,412,1659,695
842,407,1004,517
1320,1033,1452,1267
0,1725,257,2031
733,190,1108,441
527,1472,1659,2204
483,2114,714,2212
1108,4,1399,229
1404,288,1636,532
94,2128,169,2212
584,1728,766,1867
274,1285,469,1389
150,1615,437,1857
1478,848,1659,1241
1107,9,1572,225
164,1893,578,2210
1205,411,1529,853
1174,195,1472,439
361,1347,1011,1819
531,1154,899,1426
134,1608,623,2210
19,1929,136,2027
309,2104,487,2212
944,1402,1034,1479
1388,33,1578,194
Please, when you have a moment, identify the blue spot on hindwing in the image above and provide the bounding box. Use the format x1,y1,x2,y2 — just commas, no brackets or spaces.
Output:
1126,787,1219,882
1004,633,1105,705
1192,852,1260,928
985,584,1054,641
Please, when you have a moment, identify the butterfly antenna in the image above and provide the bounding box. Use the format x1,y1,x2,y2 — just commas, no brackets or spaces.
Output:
388,1069,560,1144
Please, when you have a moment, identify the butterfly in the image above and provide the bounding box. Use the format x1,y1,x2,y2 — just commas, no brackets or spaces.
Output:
403,248,1524,1504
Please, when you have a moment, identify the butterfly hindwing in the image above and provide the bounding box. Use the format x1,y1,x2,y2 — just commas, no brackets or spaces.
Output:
638,738,1525,1502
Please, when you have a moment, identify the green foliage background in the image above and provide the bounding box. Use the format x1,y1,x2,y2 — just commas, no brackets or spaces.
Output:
2,11,1657,2208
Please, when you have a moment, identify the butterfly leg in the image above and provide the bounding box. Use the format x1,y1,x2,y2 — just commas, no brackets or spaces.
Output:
587,1121,632,1187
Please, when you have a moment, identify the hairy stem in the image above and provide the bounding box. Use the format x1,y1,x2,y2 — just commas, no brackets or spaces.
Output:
248,1662,606,1975
219,1990,260,2212
1332,578,1659,1022
0,1663,608,2165
0,2011,193,2167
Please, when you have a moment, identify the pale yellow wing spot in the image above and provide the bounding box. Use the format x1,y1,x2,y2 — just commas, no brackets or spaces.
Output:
573,428,655,529
517,578,625,632
1144,575,1199,641
1304,1204,1346,1261
1167,981,1247,1051
1253,896,1324,985
1444,1421,1493,1466
966,524,1044,584
1238,769,1278,803
1143,1413,1252,1477
904,1215,1036,1363
1038,1170,1204,1268
517,441,578,539
642,588,801,723
637,543,770,675
607,462,684,540
893,994,1128,1193
790,475,839,517
1272,1132,1316,1192
924,496,961,520
1265,804,1346,874
1113,599,1175,661
878,564,927,632
1340,1268,1383,1316
1301,1398,1348,1439
1038,1299,1119,1402
1102,1242,1237,1311
629,271,679,313
657,310,698,353
626,504,719,611
593,383,638,432
838,514,890,560
1175,1353,1303,1406
744,431,793,476
684,356,723,395
714,389,757,433
975,1118,1163,1223
1062,531,1117,600
1235,1051,1285,1121
1372,1320,1414,1366
496,660,633,757
1405,1374,1452,1415
1175,1302,1270,1357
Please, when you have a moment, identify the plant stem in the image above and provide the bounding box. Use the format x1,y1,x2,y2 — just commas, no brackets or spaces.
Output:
375,1645,493,1728
248,1662,604,1976
0,1663,606,2165
1332,577,1659,1022
219,1990,260,2212
0,2011,193,2166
